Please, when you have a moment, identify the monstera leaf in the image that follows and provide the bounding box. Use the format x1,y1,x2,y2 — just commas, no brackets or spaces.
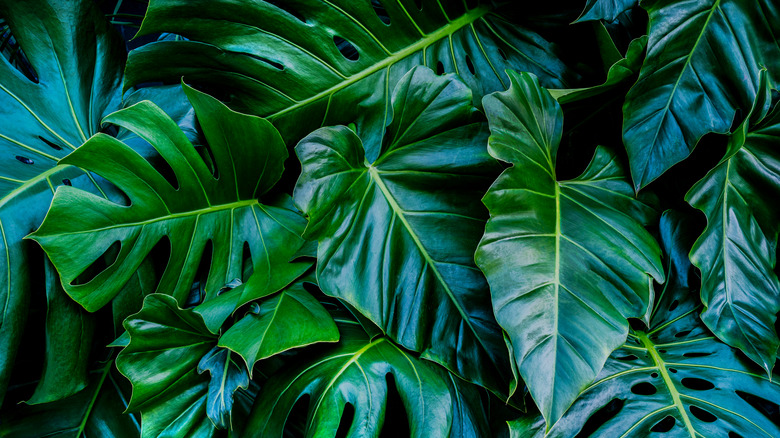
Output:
475,71,664,426
30,85,311,312
124,0,580,147
0,0,128,404
218,281,340,370
576,0,637,23
511,212,780,437
686,72,780,373
293,66,509,393
622,0,780,189
116,294,248,437
244,323,491,438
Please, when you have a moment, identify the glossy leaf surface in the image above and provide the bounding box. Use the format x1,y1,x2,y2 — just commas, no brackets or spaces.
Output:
294,66,508,392
125,0,579,146
686,73,780,373
30,85,310,312
476,71,664,426
622,0,780,189
244,324,491,438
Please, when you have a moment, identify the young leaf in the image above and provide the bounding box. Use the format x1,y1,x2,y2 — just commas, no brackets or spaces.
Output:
622,0,780,189
124,0,580,146
475,71,664,427
29,85,311,312
218,282,339,371
294,66,509,393
197,347,250,430
686,71,780,374
244,324,491,438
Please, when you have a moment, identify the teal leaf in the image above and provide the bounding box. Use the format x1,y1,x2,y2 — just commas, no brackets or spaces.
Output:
197,347,250,430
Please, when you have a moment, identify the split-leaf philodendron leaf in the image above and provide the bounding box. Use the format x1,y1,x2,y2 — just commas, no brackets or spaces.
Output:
622,0,780,189
29,84,311,312
686,71,780,374
294,65,509,393
124,0,580,146
244,323,491,438
475,70,664,426
512,211,780,437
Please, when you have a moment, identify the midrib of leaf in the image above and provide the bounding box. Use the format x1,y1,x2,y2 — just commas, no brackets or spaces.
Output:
56,198,258,235
637,331,697,438
367,166,491,359
266,5,492,120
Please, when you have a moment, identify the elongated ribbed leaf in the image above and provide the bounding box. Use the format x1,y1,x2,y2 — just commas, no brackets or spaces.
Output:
686,72,780,373
512,211,780,437
622,0,780,189
30,85,311,312
475,71,664,426
244,324,491,438
218,281,339,370
294,66,509,393
124,0,580,147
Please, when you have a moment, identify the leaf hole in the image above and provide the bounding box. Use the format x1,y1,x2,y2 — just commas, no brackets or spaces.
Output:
239,52,285,71
498,48,508,61
465,54,476,75
575,398,624,437
631,382,657,396
658,349,667,354
333,36,359,61
412,0,422,10
61,179,72,186
185,240,213,307
144,154,179,190
335,403,355,438
650,415,675,432
681,377,714,391
379,374,410,437
689,406,717,423
435,61,444,75
15,155,33,165
616,354,638,361
265,1,306,23
674,330,692,338
71,241,121,286
651,372,659,378
38,136,63,151
241,241,253,283
669,368,677,373
669,299,679,311
736,390,780,424
729,432,744,438
683,352,712,358
196,143,219,179
371,0,391,24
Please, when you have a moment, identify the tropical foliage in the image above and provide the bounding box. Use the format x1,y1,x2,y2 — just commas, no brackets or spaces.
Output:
1,0,779,437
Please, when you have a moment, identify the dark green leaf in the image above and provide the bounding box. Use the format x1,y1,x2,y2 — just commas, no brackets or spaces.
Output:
576,0,638,23
218,282,339,370
244,324,491,438
30,85,310,312
475,70,664,426
622,0,780,189
124,0,580,146
685,71,780,373
294,66,509,393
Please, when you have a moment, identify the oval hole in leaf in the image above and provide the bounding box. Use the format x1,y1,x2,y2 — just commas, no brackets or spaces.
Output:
575,398,624,438
379,374,410,437
651,372,659,378
669,367,677,373
371,0,390,24
669,299,679,311
650,415,675,433
616,354,638,361
15,155,33,165
689,406,717,423
683,352,712,358
465,54,476,75
61,179,71,186
435,61,444,75
631,382,657,396
736,390,780,424
675,330,692,338
498,48,508,61
333,36,359,61
681,377,715,391
241,241,253,282
335,403,355,438
38,136,62,151
71,241,121,286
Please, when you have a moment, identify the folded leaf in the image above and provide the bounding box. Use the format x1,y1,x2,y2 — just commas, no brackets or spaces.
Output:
294,65,509,393
125,0,580,147
622,0,780,189
476,71,664,427
30,85,310,312
686,71,780,373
